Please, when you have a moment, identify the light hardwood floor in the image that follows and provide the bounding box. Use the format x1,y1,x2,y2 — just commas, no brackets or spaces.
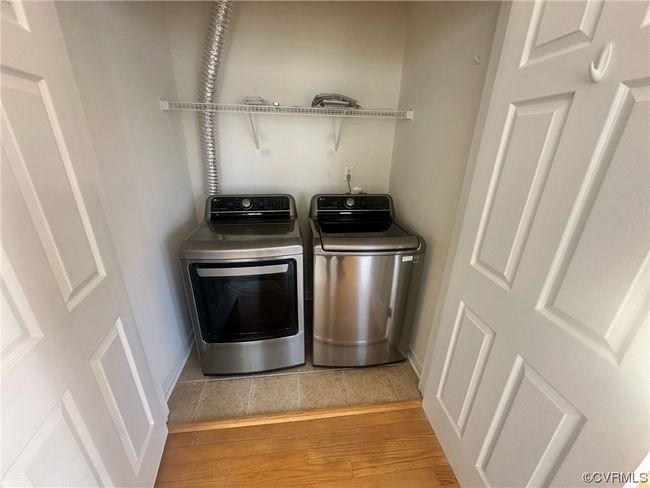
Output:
156,401,458,487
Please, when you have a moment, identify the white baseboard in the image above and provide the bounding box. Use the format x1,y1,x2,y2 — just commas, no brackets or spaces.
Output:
163,333,194,400
408,346,423,378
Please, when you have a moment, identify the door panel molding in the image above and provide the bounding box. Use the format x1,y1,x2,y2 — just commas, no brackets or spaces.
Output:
0,0,30,32
0,248,43,375
0,69,106,310
537,80,650,364
520,0,604,67
1,391,113,487
90,319,155,475
475,356,585,488
437,302,495,437
471,93,573,291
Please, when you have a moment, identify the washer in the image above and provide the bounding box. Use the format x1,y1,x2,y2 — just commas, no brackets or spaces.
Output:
309,194,425,367
180,194,305,374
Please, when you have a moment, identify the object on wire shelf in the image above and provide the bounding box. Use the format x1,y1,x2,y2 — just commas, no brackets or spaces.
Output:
242,96,269,105
311,93,360,109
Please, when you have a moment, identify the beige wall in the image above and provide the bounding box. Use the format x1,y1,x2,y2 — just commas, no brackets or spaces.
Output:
57,2,197,395
163,2,408,219
389,2,500,371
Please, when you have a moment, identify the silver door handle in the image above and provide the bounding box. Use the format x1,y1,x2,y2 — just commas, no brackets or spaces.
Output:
196,264,289,278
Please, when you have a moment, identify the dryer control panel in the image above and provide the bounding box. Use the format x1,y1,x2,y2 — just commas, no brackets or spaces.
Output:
206,195,296,221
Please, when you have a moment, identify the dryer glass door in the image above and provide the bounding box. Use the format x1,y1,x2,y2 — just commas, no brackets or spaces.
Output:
189,259,299,343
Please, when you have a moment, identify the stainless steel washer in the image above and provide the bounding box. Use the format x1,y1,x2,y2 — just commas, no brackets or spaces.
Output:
180,195,304,374
309,194,425,367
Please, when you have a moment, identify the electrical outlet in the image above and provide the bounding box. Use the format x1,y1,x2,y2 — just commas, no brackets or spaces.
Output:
344,166,354,181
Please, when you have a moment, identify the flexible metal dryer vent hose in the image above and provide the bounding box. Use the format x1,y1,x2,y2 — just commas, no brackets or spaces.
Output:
199,0,231,196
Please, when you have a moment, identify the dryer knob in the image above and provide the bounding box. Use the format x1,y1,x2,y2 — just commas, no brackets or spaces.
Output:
241,198,252,209
345,197,355,208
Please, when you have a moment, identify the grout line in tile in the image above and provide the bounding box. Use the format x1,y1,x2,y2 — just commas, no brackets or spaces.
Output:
191,381,207,422
297,372,302,411
342,370,351,407
188,367,340,383
177,378,208,384
299,367,344,374
245,377,255,417
385,366,400,401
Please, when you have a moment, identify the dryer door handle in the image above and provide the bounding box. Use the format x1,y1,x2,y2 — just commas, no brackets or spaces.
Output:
197,264,289,278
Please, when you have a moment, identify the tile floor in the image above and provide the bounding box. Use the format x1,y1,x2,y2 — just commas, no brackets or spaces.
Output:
167,348,422,424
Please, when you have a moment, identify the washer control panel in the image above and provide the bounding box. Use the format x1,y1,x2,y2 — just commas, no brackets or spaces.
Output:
207,195,294,221
315,195,391,212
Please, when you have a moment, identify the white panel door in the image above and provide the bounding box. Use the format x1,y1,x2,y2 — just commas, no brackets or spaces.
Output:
422,1,649,486
1,2,168,486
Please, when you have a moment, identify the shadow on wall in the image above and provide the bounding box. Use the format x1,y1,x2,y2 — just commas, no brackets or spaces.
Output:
56,1,198,393
388,1,501,371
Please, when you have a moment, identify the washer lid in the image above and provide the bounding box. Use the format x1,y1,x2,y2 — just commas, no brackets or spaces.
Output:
318,221,421,252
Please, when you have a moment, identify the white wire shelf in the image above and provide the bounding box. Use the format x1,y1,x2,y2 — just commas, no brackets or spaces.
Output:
159,100,414,120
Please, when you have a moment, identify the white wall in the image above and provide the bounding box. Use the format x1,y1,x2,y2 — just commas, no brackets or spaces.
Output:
389,2,500,371
56,2,197,395
163,2,408,219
